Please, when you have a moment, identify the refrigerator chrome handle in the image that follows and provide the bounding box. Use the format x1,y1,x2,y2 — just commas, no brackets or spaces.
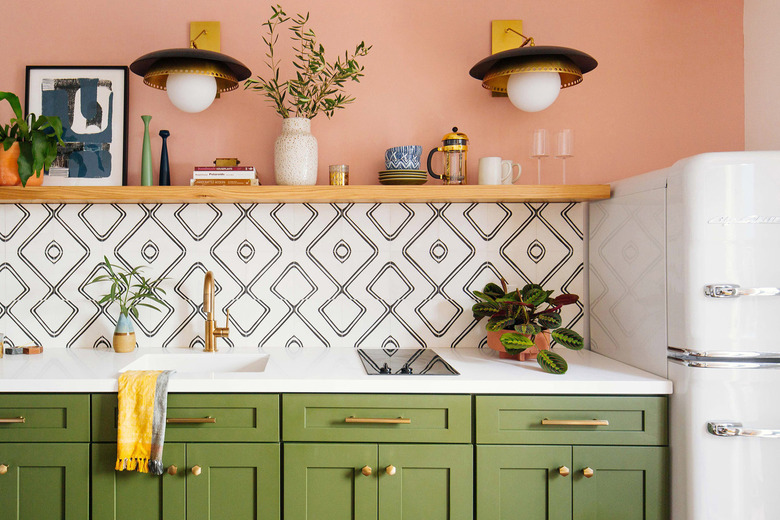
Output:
704,284,780,298
707,422,780,438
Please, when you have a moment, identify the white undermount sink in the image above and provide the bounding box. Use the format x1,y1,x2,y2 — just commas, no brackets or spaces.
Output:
120,353,270,376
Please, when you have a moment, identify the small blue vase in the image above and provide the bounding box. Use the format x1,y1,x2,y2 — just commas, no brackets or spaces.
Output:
113,313,136,353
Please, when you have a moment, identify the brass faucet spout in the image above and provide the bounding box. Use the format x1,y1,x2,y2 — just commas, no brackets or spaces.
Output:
203,271,229,352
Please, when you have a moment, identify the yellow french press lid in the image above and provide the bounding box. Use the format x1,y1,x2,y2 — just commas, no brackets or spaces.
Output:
441,127,469,152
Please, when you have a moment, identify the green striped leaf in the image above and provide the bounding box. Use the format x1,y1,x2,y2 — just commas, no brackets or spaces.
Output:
486,316,515,332
551,328,584,350
472,301,501,317
499,332,534,351
522,285,548,307
537,312,562,329
514,323,541,335
537,350,568,374
482,282,505,299
472,291,496,303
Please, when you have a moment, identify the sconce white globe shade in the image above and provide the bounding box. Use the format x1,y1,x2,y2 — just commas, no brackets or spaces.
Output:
506,71,562,112
166,73,217,113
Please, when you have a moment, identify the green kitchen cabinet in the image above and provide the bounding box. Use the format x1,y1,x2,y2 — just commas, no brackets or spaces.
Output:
284,443,473,520
92,442,280,520
91,393,281,520
0,443,90,520
477,445,668,520
572,446,668,520
475,396,669,520
477,445,572,520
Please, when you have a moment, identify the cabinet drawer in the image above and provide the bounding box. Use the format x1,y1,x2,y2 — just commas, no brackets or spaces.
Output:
283,394,471,443
92,393,279,442
0,394,89,442
476,395,667,446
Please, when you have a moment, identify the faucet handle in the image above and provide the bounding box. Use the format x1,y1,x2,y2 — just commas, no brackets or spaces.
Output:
224,308,230,329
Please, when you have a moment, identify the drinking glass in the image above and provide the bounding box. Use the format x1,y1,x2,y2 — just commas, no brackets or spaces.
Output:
555,129,573,184
530,129,549,184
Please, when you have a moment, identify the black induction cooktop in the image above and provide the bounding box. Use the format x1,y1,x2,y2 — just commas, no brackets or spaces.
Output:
357,349,459,375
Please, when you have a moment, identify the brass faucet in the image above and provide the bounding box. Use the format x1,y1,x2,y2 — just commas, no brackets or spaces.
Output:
203,271,229,352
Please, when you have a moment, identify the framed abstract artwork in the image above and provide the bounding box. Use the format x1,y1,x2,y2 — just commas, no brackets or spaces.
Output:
25,66,128,186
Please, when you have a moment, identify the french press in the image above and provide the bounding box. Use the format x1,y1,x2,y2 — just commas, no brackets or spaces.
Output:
426,127,469,185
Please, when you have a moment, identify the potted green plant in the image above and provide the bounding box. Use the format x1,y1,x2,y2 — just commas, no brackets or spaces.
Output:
0,91,64,187
472,277,584,374
88,256,168,353
245,4,371,186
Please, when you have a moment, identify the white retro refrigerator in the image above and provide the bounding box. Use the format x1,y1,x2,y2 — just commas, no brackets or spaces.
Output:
589,152,780,519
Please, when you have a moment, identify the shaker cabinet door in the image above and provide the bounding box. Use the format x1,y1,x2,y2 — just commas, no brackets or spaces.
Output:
572,446,668,520
284,443,378,520
91,442,186,520
379,443,473,520
0,443,89,520
186,443,280,520
476,445,572,520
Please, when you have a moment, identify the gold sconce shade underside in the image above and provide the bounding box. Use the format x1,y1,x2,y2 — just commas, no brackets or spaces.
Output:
482,56,583,93
469,44,597,93
130,48,251,94
143,58,239,93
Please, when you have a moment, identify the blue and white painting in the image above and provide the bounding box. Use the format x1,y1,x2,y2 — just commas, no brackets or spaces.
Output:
26,67,127,186
42,78,113,178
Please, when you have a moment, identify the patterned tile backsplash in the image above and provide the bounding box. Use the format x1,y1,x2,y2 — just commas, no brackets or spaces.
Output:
0,202,584,349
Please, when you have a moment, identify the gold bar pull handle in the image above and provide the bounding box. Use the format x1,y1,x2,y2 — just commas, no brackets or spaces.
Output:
541,419,609,426
166,417,216,424
0,417,25,424
345,417,411,425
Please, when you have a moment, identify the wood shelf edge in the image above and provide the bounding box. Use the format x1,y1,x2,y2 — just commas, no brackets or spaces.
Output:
0,185,611,204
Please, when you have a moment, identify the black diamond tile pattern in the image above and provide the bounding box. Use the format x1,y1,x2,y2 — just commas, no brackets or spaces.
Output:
0,202,584,349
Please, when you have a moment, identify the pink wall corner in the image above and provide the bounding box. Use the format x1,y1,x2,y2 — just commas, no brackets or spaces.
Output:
0,0,744,186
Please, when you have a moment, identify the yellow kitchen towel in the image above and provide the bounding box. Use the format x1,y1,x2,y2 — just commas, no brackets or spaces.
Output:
116,369,173,475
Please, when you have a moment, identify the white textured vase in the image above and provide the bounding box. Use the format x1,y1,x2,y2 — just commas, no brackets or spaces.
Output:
274,117,318,185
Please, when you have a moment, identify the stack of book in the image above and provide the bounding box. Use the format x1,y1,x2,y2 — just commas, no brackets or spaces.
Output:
190,166,259,186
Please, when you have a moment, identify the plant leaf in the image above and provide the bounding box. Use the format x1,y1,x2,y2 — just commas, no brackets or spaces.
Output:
537,312,562,330
551,328,584,350
472,291,496,303
486,316,514,332
472,301,501,315
499,332,534,350
537,350,568,374
515,323,541,335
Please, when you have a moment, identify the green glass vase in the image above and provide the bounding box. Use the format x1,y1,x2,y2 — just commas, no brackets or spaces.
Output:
141,115,153,186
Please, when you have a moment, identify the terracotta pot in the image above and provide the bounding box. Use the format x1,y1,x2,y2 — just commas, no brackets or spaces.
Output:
486,329,551,361
0,142,43,186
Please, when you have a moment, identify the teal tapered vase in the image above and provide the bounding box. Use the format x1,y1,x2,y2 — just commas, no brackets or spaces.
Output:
141,115,153,186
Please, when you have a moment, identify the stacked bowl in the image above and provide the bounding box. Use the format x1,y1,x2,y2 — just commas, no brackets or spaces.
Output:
380,145,426,185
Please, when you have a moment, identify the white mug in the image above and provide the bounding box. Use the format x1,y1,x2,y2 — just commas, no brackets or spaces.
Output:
478,157,522,185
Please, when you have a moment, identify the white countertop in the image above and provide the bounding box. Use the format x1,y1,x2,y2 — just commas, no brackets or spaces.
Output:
0,347,671,394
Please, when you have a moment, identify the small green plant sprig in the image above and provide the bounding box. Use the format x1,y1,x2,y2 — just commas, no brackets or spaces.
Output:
0,91,64,186
473,277,584,374
244,4,372,119
88,256,168,320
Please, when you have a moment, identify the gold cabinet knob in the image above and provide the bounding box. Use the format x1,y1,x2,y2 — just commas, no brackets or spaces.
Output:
583,467,594,478
192,465,202,476
0,464,7,475
385,465,396,476
167,465,177,476
361,465,372,477
558,466,570,477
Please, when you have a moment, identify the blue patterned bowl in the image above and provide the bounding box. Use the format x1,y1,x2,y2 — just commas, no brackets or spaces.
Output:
385,145,423,170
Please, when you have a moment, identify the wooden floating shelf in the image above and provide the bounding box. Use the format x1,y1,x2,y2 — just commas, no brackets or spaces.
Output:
0,185,610,204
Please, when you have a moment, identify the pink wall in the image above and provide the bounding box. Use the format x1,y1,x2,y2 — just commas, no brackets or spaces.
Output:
1,0,744,186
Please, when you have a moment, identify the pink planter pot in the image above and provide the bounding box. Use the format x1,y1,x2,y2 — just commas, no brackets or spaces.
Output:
486,329,551,361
